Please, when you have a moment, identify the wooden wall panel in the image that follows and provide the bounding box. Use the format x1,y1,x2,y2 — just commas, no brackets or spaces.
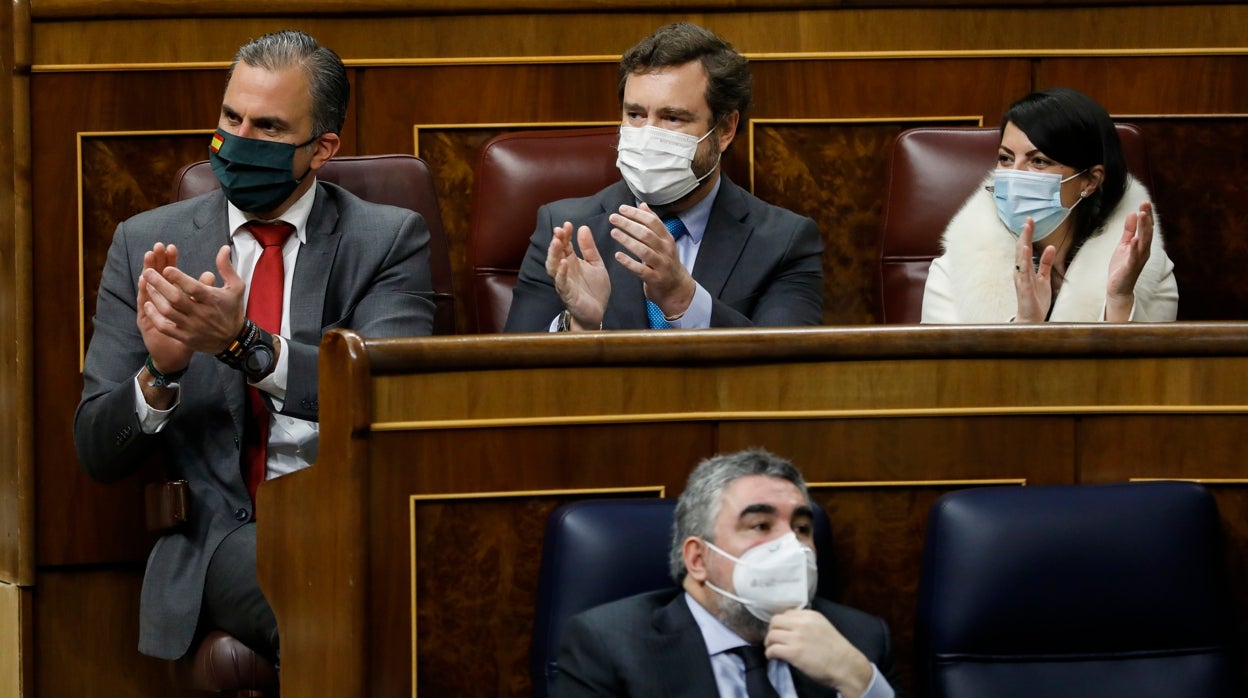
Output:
34,568,202,698
32,71,236,567
1077,415,1248,675
28,5,1248,65
753,119,982,324
1131,118,1248,320
0,0,33,586
367,424,710,696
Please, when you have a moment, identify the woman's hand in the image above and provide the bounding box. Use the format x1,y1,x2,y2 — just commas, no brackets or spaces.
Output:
1013,218,1056,323
1105,201,1153,322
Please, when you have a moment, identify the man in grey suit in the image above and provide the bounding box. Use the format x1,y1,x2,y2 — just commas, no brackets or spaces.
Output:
504,23,823,332
556,450,899,697
73,30,434,665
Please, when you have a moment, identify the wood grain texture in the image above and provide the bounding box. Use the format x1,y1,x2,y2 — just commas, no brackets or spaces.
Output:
257,328,1248,696
1078,415,1248,675
0,0,34,587
0,583,30,697
34,568,203,698
29,6,1248,65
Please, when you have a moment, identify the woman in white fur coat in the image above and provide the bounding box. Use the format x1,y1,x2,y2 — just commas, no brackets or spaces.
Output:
922,88,1178,324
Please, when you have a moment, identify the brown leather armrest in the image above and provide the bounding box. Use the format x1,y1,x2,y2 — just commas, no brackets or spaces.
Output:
145,480,189,532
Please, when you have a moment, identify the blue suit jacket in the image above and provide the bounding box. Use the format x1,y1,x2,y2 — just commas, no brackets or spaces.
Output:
555,588,900,697
505,176,824,331
73,181,435,658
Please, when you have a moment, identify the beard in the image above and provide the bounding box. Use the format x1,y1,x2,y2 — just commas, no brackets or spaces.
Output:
653,132,723,214
714,594,770,644
705,551,769,643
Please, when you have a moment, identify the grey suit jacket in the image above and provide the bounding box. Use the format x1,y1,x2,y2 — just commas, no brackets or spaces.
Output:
555,589,900,698
73,181,435,659
504,177,824,331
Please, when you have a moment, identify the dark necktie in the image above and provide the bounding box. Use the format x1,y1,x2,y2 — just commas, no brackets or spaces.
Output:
732,645,780,698
240,220,294,512
645,215,688,329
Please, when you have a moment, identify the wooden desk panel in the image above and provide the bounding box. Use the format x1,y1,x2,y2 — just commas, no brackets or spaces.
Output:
259,325,1248,697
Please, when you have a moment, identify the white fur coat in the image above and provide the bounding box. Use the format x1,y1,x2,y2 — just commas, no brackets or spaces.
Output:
921,174,1178,323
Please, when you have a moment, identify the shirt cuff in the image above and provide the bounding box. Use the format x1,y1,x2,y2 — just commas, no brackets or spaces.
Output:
133,371,178,434
252,335,288,411
669,283,712,329
853,663,894,698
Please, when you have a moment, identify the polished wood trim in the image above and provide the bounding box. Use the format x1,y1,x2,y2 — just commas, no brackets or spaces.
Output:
409,486,665,501
0,0,35,587
372,404,1248,432
0,583,29,697
31,47,1248,73
360,324,1248,374
1130,478,1248,485
29,6,1248,68
810,479,1027,488
29,0,1245,20
411,121,615,157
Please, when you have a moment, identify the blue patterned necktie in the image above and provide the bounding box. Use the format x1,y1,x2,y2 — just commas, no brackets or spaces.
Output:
646,216,688,329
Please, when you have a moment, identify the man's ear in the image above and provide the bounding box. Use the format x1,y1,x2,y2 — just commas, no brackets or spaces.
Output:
309,132,341,173
715,111,739,153
683,537,710,582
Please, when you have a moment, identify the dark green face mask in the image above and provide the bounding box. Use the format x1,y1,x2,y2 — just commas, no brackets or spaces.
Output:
208,128,316,213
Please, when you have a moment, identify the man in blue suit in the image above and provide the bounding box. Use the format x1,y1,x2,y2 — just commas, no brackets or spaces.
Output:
74,30,434,665
505,23,823,332
556,450,899,697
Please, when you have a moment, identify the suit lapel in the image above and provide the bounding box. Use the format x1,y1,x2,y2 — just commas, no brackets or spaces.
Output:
594,182,650,329
648,593,720,698
191,193,247,435
289,182,340,345
691,176,752,298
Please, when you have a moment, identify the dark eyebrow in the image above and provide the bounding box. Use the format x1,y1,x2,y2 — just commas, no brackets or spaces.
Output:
738,503,778,519
655,106,700,121
793,505,814,521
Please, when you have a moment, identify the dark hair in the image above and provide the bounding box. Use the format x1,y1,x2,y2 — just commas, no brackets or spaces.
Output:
669,449,809,583
1002,87,1128,250
226,29,350,138
618,22,752,136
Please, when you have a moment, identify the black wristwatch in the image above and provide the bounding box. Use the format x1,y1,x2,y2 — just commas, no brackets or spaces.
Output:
241,332,276,381
216,318,277,382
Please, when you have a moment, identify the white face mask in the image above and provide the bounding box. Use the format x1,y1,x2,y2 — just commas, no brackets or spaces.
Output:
616,124,720,206
704,532,818,623
992,168,1086,242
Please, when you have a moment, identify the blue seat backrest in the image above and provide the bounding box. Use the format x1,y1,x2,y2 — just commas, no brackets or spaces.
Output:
917,481,1238,698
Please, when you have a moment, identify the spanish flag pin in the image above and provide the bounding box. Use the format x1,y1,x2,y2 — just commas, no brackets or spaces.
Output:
210,133,224,153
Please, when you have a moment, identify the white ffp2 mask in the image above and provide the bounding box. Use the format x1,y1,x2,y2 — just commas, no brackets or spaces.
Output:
704,532,818,623
616,125,719,206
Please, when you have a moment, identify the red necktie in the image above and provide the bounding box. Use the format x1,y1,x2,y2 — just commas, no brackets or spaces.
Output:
241,221,294,512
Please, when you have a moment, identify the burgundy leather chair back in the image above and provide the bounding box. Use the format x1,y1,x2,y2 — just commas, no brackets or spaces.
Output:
171,154,456,335
468,126,621,333
878,124,1151,324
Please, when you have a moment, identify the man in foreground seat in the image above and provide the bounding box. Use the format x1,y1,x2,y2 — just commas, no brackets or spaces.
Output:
555,449,898,697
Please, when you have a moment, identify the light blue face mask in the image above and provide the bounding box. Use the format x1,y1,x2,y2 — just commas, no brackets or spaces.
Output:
992,168,1086,241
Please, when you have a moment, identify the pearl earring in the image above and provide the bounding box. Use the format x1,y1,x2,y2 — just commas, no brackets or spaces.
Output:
1080,190,1088,198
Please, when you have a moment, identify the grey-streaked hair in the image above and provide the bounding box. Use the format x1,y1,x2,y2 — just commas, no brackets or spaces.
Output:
669,449,809,583
226,29,350,138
